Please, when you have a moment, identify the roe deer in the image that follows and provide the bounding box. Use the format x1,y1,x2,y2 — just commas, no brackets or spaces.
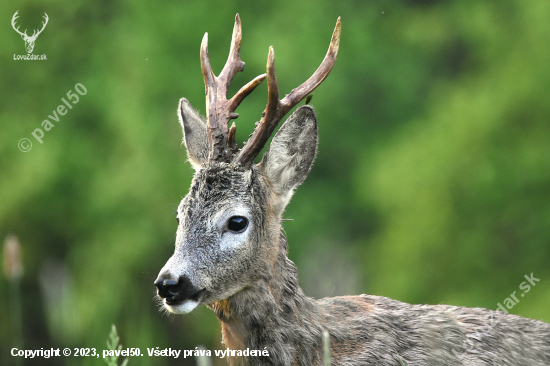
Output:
155,14,550,366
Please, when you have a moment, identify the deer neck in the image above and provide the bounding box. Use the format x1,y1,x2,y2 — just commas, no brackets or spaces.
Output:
208,233,326,364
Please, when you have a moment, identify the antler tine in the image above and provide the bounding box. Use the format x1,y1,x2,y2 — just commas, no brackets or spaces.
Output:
235,17,341,166
35,13,49,37
228,73,267,114
280,16,341,114
265,47,281,129
200,14,266,162
200,32,215,96
232,47,279,166
218,14,245,93
11,11,27,37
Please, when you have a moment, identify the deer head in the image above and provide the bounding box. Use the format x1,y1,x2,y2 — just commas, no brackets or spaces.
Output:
155,14,340,315
12,11,48,54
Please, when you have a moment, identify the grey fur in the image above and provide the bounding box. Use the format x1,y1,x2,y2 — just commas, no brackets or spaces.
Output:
156,102,550,365
260,106,318,195
178,98,209,169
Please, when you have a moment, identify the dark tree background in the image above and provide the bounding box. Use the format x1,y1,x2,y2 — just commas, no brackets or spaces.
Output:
1,0,549,365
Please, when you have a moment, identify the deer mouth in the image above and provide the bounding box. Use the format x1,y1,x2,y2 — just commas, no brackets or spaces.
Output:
164,288,206,314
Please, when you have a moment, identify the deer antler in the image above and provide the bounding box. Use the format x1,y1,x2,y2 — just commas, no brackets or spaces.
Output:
11,11,28,38
30,13,49,39
11,11,48,40
201,14,266,162
234,17,341,167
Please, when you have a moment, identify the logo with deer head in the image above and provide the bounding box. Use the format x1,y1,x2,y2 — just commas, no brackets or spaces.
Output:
11,11,48,54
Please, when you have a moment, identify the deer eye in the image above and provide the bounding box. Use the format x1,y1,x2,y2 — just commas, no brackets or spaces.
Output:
227,216,248,233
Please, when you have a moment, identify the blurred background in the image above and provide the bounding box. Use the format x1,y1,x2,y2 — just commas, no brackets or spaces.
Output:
1,0,549,365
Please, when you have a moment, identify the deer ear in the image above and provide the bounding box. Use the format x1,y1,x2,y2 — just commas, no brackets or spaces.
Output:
178,98,208,169
259,105,318,195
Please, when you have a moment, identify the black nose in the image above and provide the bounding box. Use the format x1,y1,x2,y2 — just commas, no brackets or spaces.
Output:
154,274,202,303
154,277,179,299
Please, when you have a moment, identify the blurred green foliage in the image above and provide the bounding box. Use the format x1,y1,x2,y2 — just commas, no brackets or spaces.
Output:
1,0,549,365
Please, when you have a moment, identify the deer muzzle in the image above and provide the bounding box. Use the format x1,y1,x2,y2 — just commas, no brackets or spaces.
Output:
154,273,204,314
